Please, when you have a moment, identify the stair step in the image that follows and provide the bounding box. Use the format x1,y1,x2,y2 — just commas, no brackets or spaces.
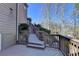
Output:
27,43,45,49
28,42,43,46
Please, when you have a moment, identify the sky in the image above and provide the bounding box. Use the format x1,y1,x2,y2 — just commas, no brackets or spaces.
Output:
27,3,75,25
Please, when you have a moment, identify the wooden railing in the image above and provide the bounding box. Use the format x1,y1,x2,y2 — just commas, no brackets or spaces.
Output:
32,25,79,56
69,39,79,56
59,35,71,56
50,34,79,56
37,32,79,56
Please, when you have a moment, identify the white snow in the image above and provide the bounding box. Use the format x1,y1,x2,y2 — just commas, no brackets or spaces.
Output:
0,45,63,56
28,34,44,44
28,24,45,48
27,33,45,48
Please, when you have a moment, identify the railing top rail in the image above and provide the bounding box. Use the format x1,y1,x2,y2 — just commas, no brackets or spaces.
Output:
49,34,79,43
46,34,72,40
71,39,79,43
59,35,73,40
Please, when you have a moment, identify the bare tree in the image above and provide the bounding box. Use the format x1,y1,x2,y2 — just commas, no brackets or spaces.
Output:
40,4,52,31
73,4,79,39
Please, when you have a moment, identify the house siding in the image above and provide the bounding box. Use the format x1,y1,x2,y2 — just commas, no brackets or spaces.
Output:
0,3,16,50
0,3,28,51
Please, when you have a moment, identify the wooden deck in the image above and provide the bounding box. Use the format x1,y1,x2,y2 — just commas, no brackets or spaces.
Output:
0,45,63,56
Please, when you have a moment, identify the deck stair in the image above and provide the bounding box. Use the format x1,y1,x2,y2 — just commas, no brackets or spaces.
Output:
27,34,45,49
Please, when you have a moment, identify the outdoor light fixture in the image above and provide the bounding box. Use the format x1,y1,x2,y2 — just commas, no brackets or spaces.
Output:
9,8,13,11
9,8,13,14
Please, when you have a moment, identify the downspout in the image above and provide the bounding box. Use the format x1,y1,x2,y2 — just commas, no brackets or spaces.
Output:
16,3,18,41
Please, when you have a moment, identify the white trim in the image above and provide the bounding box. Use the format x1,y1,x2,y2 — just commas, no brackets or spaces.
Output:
0,33,1,51
16,3,18,41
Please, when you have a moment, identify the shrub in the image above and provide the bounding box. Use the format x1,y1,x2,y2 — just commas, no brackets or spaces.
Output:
19,23,28,33
39,27,50,34
34,24,50,34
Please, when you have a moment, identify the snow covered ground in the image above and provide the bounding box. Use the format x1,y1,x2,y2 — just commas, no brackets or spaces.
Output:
27,34,45,49
0,45,63,56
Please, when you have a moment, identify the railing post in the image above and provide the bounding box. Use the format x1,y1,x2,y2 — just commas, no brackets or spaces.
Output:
59,35,60,49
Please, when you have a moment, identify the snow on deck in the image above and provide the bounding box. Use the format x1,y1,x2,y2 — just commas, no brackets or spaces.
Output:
0,45,63,56
28,34,44,44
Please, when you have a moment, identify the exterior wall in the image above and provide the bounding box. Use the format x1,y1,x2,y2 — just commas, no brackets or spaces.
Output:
17,3,28,41
17,3,27,24
0,3,16,50
0,3,28,51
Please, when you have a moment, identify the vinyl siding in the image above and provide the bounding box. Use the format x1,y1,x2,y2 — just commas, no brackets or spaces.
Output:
0,3,16,50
